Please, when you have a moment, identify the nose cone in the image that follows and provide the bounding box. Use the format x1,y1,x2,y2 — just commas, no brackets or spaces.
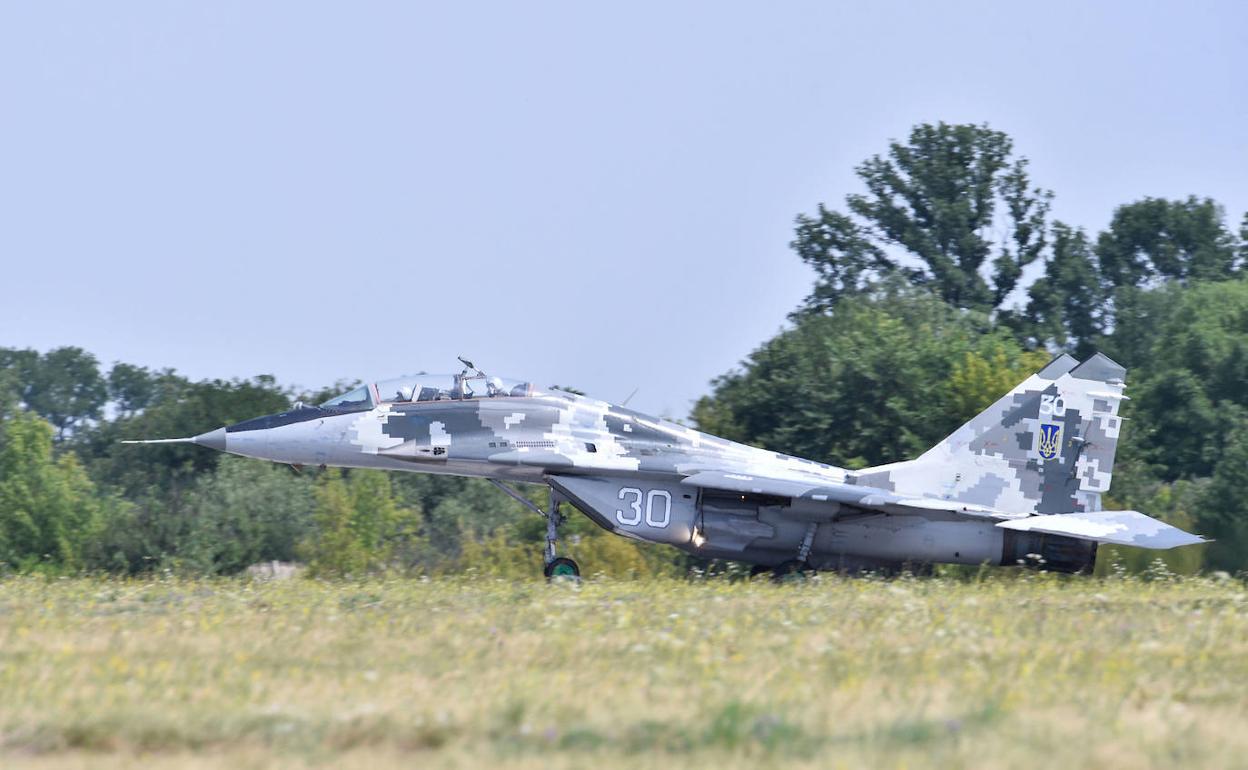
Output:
192,427,228,452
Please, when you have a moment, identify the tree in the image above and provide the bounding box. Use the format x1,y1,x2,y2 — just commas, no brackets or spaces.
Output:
790,208,897,312
107,362,157,417
692,281,1044,468
0,347,107,439
78,375,292,497
423,478,536,554
1240,212,1248,265
945,344,1051,419
1097,281,1183,371
27,347,108,439
1097,197,1239,290
178,457,315,574
1199,414,1248,573
1018,222,1103,356
792,122,1052,313
0,348,38,397
1122,279,1248,481
0,368,18,423
0,411,101,570
304,470,364,575
1130,370,1222,480
302,469,419,576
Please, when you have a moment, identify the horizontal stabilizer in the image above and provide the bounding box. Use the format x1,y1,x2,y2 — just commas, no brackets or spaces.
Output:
996,510,1207,550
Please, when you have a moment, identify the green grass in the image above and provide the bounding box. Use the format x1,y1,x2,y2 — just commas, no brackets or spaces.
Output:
1,574,1247,769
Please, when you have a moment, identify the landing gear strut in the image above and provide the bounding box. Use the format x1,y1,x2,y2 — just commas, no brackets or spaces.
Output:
488,480,581,580
541,491,580,580
773,522,819,582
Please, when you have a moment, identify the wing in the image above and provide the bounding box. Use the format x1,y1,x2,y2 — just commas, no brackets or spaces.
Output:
680,470,1205,550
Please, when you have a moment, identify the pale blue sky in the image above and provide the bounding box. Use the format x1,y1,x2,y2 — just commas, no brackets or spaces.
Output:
1,1,1244,417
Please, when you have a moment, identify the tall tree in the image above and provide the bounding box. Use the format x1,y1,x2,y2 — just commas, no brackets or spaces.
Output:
1096,197,1239,290
692,281,1045,468
107,363,157,417
792,122,1052,313
1019,222,1103,356
0,347,108,440
1122,279,1248,481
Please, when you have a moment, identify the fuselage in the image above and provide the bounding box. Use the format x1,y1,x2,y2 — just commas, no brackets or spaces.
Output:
202,374,1024,571
147,357,1202,574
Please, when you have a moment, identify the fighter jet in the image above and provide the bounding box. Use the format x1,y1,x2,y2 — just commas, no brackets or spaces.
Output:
126,353,1205,578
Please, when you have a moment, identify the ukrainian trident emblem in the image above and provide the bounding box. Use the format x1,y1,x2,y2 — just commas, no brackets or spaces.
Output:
1037,423,1062,460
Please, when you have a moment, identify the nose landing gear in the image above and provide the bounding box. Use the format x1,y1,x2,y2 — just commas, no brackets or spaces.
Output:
541,492,580,580
488,480,581,581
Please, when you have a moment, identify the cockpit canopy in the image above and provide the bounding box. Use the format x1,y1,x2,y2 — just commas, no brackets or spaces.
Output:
319,374,533,410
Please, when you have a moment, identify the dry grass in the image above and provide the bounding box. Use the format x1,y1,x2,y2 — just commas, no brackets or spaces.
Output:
1,573,1246,769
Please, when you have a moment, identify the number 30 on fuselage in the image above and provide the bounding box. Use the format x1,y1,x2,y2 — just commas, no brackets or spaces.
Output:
615,487,672,528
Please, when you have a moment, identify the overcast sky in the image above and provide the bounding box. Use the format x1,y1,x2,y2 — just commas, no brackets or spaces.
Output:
2,1,1245,418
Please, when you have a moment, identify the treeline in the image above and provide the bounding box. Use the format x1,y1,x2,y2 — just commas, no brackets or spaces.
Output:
2,121,1247,576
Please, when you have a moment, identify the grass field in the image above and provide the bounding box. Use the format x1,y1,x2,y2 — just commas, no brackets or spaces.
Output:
1,574,1246,769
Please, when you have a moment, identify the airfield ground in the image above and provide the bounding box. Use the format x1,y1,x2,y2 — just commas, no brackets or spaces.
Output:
1,574,1246,769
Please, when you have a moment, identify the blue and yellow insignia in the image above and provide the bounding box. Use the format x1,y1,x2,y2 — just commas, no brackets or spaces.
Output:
1037,423,1062,460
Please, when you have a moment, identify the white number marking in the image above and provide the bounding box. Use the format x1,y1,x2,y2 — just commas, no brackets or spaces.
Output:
645,489,671,527
616,487,672,528
616,487,643,525
1040,394,1066,417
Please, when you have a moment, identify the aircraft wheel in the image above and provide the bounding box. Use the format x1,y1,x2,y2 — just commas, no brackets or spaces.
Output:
544,556,581,581
772,560,816,583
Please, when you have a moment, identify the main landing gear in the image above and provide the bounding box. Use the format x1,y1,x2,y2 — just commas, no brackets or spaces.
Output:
488,480,581,581
750,522,819,582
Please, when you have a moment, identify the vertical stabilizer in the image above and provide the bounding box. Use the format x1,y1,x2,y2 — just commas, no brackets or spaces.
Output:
853,353,1128,514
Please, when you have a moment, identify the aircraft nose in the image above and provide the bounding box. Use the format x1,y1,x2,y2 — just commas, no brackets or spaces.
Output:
192,427,228,452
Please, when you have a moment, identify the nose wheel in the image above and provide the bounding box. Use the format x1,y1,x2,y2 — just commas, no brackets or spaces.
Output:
488,480,581,581
544,556,580,580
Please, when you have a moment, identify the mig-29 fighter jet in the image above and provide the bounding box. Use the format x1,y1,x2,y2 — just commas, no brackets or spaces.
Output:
127,354,1205,578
